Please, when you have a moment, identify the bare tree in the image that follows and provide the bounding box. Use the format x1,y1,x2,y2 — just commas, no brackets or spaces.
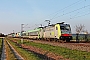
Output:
75,24,85,34
75,24,89,42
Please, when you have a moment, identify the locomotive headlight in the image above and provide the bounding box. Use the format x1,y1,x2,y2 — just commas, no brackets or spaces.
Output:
69,37,71,38
60,37,62,39
61,37,62,38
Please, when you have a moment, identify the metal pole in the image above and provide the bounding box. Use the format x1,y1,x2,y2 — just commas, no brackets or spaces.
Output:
84,32,88,42
76,33,79,43
21,24,24,44
21,24,24,36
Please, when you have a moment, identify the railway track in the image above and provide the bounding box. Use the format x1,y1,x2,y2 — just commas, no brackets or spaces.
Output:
26,39,90,52
6,37,90,60
1,38,24,60
10,37,90,52
8,38,69,60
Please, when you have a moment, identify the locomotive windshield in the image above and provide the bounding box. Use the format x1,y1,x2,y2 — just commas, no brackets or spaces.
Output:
60,24,71,31
60,24,71,34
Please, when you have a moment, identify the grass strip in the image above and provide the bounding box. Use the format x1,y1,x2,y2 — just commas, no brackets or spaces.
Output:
7,39,42,60
16,39,90,60
0,38,2,58
5,39,16,60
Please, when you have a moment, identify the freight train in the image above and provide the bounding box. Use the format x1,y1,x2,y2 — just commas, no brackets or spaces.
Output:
8,22,72,42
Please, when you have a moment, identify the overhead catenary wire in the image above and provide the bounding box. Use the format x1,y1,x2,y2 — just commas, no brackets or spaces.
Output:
48,0,83,19
32,0,88,28
50,4,90,20
70,12,90,20
35,0,85,27
61,8,90,21
48,0,84,20
70,8,90,19
69,12,79,19
39,0,83,27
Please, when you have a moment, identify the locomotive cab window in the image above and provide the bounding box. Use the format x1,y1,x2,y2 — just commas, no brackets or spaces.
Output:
56,27,58,30
65,26,70,30
60,26,64,30
60,25,70,30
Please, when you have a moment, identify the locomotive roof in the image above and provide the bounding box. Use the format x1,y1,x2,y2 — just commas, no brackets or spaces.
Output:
38,27,43,28
22,31,26,33
43,22,70,28
43,24,55,28
56,22,65,24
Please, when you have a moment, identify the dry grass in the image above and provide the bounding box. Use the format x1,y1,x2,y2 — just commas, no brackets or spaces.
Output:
5,39,16,60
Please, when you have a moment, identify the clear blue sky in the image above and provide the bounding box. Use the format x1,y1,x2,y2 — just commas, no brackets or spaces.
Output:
0,0,90,34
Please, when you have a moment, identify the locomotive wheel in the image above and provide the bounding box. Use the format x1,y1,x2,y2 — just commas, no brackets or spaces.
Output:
66,39,70,42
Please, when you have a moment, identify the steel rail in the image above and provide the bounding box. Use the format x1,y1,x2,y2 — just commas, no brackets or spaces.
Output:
6,40,24,60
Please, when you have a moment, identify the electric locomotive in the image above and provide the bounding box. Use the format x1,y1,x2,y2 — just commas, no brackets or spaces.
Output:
8,22,72,42
43,22,72,42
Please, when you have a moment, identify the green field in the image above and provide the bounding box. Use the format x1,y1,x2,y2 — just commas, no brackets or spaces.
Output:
14,39,90,60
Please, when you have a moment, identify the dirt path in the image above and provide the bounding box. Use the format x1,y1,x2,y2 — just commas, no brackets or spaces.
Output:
20,44,69,60
10,38,70,60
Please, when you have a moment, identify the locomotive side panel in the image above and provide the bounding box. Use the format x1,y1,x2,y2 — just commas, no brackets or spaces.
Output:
43,26,55,39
